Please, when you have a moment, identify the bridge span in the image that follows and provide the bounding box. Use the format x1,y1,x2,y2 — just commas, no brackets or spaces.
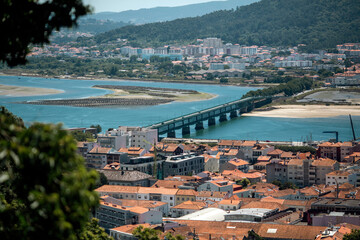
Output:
146,96,272,138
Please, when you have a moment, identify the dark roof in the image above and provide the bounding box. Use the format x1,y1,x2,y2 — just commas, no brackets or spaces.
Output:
99,170,152,182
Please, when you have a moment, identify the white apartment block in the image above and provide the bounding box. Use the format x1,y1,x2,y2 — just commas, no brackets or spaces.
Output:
274,60,312,68
115,126,158,151
203,37,223,48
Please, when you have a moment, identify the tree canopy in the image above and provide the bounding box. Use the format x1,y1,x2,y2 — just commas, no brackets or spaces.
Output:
0,107,100,240
344,229,360,240
92,0,360,51
1,0,91,66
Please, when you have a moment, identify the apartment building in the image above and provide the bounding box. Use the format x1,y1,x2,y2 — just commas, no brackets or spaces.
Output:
317,141,355,162
266,158,339,187
96,200,162,230
76,141,96,158
326,170,354,186
86,147,118,169
163,154,204,178
197,180,235,194
137,187,178,207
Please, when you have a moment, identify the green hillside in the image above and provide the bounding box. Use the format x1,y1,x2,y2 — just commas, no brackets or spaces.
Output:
93,0,360,50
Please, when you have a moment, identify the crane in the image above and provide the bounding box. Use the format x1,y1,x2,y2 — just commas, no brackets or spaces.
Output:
322,131,338,142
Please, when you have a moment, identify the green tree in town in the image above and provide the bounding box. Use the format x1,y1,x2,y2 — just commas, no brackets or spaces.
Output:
1,0,91,66
239,178,251,188
132,226,161,240
79,218,113,240
95,172,109,188
90,124,102,134
71,130,95,142
220,77,228,83
344,229,360,240
0,107,100,240
165,232,185,240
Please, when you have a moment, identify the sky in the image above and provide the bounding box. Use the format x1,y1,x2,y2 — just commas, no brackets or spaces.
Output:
83,0,224,13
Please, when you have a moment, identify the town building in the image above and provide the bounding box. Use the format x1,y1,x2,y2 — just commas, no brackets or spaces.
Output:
86,147,118,169
99,170,152,187
163,154,204,178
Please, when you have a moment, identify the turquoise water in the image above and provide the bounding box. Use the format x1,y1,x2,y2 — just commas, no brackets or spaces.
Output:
0,75,358,142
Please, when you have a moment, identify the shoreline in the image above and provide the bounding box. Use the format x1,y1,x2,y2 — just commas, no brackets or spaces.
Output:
0,71,268,88
0,84,64,97
242,105,360,118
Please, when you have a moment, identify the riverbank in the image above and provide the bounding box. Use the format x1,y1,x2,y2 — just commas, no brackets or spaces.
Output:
242,105,360,118
0,71,270,87
0,84,64,96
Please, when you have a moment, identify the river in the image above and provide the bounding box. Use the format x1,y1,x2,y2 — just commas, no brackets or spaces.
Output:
0,75,358,142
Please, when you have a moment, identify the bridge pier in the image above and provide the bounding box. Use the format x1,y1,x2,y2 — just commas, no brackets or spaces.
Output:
240,107,248,113
167,131,176,138
182,126,190,136
208,117,216,126
230,110,238,119
219,114,227,122
195,121,204,131
247,104,254,112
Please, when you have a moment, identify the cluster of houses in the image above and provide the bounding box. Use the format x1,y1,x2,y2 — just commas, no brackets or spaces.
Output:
28,38,360,83
75,126,360,240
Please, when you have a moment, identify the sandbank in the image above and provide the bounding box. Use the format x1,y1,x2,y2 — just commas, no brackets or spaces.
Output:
93,86,217,102
242,105,360,118
0,84,64,97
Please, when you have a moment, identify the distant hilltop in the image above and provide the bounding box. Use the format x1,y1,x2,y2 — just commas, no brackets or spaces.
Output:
85,0,259,24
91,0,360,51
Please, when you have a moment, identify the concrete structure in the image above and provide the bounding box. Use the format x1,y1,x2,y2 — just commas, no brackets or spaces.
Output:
197,180,234,194
137,187,178,208
175,189,198,205
115,126,158,151
326,170,354,186
97,130,128,150
203,38,223,48
312,212,360,226
163,154,204,178
177,207,227,221
170,201,207,218
120,156,164,177
86,147,118,169
96,201,162,230
100,170,152,187
146,96,272,138
266,158,339,187
76,141,96,158
224,208,279,222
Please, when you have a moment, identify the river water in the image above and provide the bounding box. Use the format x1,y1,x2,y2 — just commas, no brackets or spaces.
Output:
0,75,358,142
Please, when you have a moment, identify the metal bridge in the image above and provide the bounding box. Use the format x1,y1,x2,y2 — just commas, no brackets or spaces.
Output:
146,96,272,138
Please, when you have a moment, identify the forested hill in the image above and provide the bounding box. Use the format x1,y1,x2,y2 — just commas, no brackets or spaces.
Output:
88,0,259,24
93,0,360,50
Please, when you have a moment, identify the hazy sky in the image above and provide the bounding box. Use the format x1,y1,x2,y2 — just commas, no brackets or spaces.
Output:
83,0,224,13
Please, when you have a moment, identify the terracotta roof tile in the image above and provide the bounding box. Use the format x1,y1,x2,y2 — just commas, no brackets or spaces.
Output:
89,146,112,154
172,201,207,210
138,187,178,195
96,185,139,193
151,180,183,189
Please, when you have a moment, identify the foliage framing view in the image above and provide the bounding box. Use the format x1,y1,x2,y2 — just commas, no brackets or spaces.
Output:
0,110,101,239
0,0,91,67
